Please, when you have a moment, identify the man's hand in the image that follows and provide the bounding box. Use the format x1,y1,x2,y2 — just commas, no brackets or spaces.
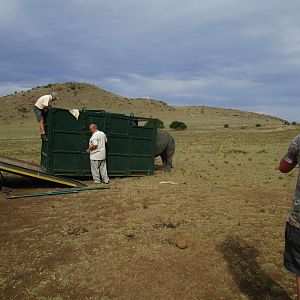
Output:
86,148,90,153
88,144,97,151
279,159,296,173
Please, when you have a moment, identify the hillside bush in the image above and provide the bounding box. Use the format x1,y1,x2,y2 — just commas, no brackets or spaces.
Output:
144,119,165,129
292,121,297,125
224,124,229,128
255,123,261,128
170,121,187,130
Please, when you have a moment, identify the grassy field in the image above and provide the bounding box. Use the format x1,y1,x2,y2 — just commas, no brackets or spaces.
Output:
0,83,298,299
0,114,299,299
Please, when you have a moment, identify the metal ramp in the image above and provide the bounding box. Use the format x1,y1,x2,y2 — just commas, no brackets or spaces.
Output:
0,156,85,188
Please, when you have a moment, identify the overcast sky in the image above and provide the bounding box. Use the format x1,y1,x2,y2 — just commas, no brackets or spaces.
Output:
1,0,300,120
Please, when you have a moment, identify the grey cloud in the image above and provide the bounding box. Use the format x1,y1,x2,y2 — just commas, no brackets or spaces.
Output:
1,0,300,120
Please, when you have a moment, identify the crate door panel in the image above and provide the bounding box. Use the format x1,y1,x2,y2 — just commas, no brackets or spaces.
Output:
108,116,131,135
45,109,82,175
131,126,155,139
51,152,81,174
53,110,81,132
130,138,153,156
106,136,130,174
84,113,107,132
129,125,156,174
129,138,154,174
81,131,93,175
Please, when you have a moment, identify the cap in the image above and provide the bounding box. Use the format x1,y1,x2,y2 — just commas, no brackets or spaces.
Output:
51,91,58,97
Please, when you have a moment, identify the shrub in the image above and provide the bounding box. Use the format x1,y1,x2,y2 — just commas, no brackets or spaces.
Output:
255,123,261,127
284,121,290,125
169,121,187,130
224,124,229,128
144,118,165,129
18,107,30,113
292,121,297,125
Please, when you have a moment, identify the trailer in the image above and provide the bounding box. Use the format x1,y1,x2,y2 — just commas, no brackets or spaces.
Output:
41,108,158,177
0,108,158,188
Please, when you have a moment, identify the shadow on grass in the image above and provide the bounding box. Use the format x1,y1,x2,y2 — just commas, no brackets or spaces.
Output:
218,235,291,300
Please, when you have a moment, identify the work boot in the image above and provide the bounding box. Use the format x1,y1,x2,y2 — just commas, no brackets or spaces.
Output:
41,134,48,141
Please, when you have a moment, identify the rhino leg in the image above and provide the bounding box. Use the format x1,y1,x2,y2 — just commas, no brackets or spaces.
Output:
164,153,173,172
164,137,175,171
160,152,167,169
156,130,175,172
161,150,173,172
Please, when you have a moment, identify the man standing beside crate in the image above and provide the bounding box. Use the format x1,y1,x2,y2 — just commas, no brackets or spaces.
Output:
86,124,110,184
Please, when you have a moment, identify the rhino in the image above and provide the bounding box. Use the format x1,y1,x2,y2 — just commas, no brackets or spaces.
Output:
155,130,175,172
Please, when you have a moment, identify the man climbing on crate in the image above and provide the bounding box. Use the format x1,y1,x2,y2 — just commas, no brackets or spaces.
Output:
86,124,110,184
33,92,58,141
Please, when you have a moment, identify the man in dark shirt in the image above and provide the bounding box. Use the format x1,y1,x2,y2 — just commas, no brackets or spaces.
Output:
279,134,300,299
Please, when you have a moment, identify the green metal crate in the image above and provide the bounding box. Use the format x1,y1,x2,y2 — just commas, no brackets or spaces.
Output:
41,108,157,177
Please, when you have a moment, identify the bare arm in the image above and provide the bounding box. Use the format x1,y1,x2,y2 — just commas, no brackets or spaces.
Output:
86,144,97,152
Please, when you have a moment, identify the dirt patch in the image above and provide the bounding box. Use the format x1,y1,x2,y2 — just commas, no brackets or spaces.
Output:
0,128,298,299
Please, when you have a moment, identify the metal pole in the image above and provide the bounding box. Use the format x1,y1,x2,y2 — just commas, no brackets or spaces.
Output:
7,190,79,199
6,185,110,200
